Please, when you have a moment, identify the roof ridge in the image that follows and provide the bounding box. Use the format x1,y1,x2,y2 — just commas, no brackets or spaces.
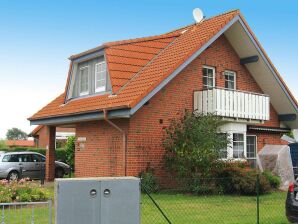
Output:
104,33,180,48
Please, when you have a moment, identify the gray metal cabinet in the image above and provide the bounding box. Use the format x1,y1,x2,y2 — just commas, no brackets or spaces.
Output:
55,177,140,224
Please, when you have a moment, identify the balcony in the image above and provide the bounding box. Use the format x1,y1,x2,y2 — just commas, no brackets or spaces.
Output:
194,88,270,121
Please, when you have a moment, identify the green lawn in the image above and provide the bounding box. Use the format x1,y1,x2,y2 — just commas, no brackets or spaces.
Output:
0,184,290,224
141,192,290,224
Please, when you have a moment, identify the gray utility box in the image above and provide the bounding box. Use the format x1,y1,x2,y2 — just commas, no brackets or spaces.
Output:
55,177,140,224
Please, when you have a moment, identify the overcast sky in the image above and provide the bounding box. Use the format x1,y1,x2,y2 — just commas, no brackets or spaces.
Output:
0,0,297,139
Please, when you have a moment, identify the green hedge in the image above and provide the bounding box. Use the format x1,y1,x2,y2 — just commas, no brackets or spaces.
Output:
0,147,67,163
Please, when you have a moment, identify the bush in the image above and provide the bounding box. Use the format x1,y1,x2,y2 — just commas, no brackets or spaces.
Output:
215,165,271,195
140,172,159,193
0,179,50,203
0,147,67,163
65,136,75,168
262,171,281,189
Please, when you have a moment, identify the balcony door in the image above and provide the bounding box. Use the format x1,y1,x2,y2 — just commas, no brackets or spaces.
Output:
246,135,257,168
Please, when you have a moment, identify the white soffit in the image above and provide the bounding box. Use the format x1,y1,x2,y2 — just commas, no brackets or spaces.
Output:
224,21,298,129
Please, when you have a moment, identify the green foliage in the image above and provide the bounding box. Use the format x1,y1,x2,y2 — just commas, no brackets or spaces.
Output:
6,128,28,140
215,164,271,195
262,171,281,189
0,179,50,202
163,112,229,179
0,147,67,163
140,172,159,193
0,140,6,150
65,136,75,168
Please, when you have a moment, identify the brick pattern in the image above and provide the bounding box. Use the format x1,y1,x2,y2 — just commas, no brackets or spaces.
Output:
73,35,287,180
75,120,128,178
45,126,56,181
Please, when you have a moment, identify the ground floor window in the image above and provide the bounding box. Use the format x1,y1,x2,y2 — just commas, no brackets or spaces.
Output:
232,133,245,159
219,132,257,162
246,135,257,168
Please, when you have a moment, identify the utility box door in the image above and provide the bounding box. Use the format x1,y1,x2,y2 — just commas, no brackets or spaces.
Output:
55,177,140,224
55,180,101,224
100,179,140,224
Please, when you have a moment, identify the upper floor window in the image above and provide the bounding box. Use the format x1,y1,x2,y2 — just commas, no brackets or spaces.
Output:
79,66,89,96
95,62,106,92
203,66,215,89
224,71,236,90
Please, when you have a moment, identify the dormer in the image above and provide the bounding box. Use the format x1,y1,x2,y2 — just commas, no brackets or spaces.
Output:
66,53,112,101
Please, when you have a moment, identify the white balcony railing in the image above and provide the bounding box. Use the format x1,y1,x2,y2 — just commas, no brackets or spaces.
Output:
194,88,270,121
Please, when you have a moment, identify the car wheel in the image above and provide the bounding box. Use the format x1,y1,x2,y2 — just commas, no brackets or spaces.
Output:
55,168,64,178
7,171,20,181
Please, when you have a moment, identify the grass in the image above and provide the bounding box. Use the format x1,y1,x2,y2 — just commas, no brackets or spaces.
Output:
0,183,290,224
141,191,290,224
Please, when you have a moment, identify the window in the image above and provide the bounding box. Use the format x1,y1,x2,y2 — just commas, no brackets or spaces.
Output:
32,154,42,162
95,62,106,92
224,71,236,90
246,136,257,159
18,154,33,162
203,66,215,89
2,154,18,162
79,66,89,96
233,133,245,159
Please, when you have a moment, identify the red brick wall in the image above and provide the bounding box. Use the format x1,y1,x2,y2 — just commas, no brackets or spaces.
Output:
126,35,285,178
75,119,128,178
74,35,287,178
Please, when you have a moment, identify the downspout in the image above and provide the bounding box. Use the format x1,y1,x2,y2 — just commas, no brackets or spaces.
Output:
103,109,127,176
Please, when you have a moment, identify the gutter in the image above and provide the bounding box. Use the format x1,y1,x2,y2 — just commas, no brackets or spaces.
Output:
103,109,127,176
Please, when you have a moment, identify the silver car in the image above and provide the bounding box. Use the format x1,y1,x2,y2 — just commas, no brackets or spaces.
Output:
0,151,70,180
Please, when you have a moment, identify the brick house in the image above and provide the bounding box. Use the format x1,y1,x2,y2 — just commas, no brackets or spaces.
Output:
29,125,75,148
29,10,298,181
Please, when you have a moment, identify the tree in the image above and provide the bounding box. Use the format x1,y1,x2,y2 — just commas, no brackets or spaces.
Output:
163,112,229,179
65,136,76,169
6,128,28,140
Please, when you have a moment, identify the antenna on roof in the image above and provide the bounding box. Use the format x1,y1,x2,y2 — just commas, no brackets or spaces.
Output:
193,8,204,23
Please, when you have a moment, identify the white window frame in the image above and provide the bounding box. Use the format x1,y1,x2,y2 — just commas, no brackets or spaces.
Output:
203,66,215,89
246,135,257,159
224,70,236,90
79,66,89,96
223,132,247,160
95,62,106,93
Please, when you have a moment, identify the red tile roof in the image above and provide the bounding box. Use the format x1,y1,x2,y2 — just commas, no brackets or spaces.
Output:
29,9,297,121
6,140,35,147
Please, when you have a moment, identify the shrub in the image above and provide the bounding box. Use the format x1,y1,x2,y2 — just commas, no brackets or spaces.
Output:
262,171,281,189
140,172,159,193
0,179,50,203
163,112,229,180
215,165,271,195
65,136,75,168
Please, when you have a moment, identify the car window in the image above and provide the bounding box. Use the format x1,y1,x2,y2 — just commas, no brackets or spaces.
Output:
18,154,33,163
32,154,41,162
41,156,46,162
2,155,19,162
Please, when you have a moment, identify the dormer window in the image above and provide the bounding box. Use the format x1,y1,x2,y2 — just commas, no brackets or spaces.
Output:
95,62,106,92
67,56,111,100
79,66,89,96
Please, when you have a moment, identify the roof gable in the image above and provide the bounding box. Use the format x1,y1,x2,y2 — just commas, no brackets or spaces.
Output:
29,10,298,128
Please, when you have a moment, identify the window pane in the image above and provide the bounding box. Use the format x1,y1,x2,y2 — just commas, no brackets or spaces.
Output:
95,62,106,92
80,67,89,94
203,67,214,88
233,133,244,158
224,71,235,89
246,136,256,159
